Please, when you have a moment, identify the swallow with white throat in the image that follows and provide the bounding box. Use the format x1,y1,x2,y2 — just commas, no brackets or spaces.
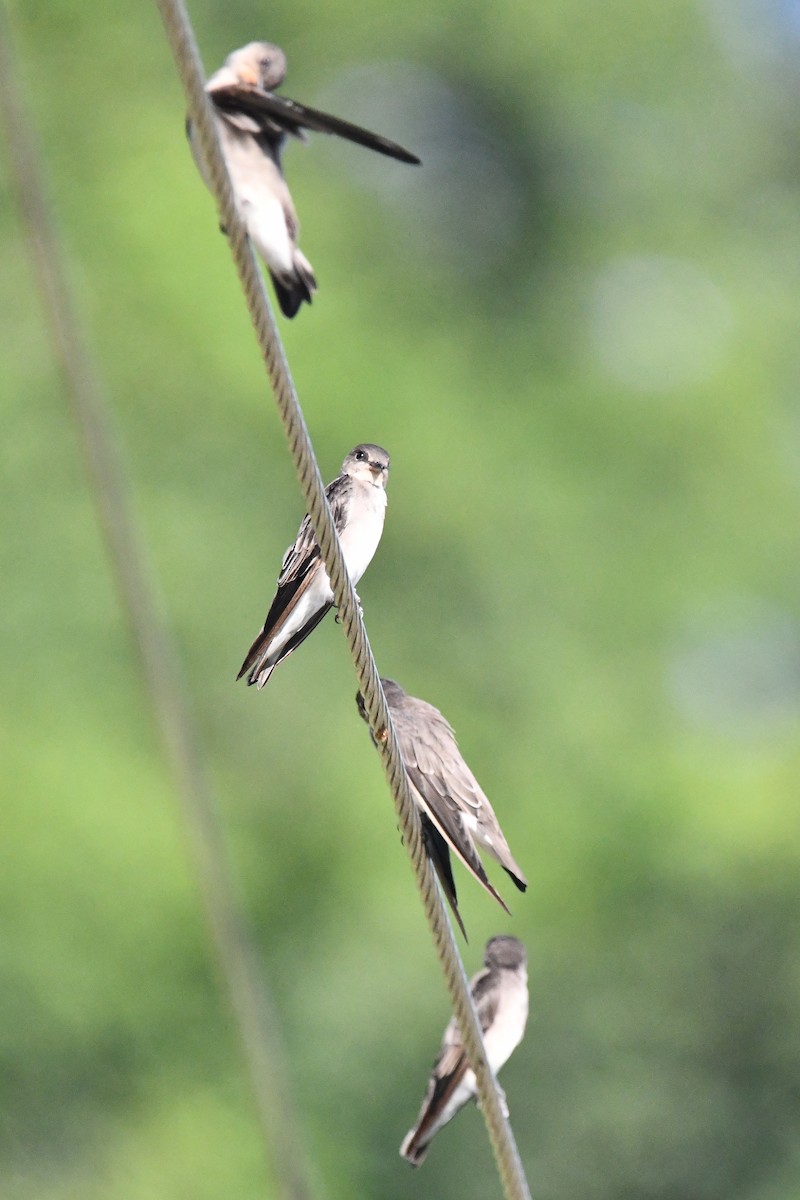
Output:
401,936,529,1166
239,444,389,688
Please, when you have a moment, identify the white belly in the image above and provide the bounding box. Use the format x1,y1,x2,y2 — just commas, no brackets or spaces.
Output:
337,488,387,585
214,121,295,275
244,194,294,275
483,972,529,1073
265,485,385,666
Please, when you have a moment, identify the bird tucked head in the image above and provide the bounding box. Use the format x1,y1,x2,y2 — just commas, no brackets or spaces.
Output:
356,679,403,741
224,41,288,90
379,678,405,707
484,935,526,971
343,444,390,488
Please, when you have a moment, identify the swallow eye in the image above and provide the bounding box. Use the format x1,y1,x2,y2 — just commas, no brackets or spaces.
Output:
355,450,367,461
260,57,271,70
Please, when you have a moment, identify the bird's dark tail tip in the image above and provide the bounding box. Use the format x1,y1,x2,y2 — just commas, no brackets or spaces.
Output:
400,1131,428,1167
271,259,317,318
505,868,528,894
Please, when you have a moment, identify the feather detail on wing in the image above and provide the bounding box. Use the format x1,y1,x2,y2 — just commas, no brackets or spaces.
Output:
268,473,352,594
401,969,500,1163
408,697,528,893
236,475,351,685
206,80,290,142
209,83,420,164
393,698,511,913
236,583,332,685
406,760,510,915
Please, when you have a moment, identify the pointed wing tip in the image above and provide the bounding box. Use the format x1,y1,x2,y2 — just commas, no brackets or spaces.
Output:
487,882,512,917
376,141,420,165
236,658,259,684
448,890,469,943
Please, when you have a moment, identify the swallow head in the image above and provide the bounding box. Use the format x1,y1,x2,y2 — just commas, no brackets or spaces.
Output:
225,41,288,90
344,443,390,488
484,935,527,971
379,678,405,707
356,679,404,721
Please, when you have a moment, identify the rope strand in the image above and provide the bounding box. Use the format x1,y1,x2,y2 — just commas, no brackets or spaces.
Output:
154,4,532,1197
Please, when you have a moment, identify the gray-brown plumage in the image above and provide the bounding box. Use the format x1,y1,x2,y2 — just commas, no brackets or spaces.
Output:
356,679,527,938
189,41,420,317
239,445,389,688
401,936,529,1166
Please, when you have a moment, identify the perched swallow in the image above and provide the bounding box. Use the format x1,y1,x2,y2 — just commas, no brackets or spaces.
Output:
401,935,529,1166
190,41,420,318
357,679,527,937
238,444,390,688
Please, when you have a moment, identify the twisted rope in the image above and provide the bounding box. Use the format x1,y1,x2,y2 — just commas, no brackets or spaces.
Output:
156,5,531,1196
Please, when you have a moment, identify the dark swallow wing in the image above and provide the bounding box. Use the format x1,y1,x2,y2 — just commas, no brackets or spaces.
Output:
422,817,468,941
407,758,509,914
210,83,420,164
426,968,501,1102
404,968,500,1157
416,703,528,894
446,966,500,1053
236,475,352,682
236,526,321,683
205,80,286,141
237,594,334,685
266,471,352,605
236,578,332,685
395,701,511,914
277,472,352,577
353,692,469,937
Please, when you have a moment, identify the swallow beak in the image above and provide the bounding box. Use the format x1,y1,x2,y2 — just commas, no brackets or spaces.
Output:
369,461,387,482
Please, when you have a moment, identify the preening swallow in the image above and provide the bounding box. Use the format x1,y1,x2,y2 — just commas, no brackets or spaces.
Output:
189,42,420,317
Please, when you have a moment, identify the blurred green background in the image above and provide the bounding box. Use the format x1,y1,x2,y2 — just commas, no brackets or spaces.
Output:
3,0,800,1197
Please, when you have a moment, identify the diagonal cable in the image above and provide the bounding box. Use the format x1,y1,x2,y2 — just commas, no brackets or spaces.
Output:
154,3,532,1197
0,9,319,1200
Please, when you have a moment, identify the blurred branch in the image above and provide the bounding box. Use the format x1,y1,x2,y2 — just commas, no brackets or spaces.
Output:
0,8,319,1200
154,2,532,1198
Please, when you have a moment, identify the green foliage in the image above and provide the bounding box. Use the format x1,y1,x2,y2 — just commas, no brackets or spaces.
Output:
2,1,800,1197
